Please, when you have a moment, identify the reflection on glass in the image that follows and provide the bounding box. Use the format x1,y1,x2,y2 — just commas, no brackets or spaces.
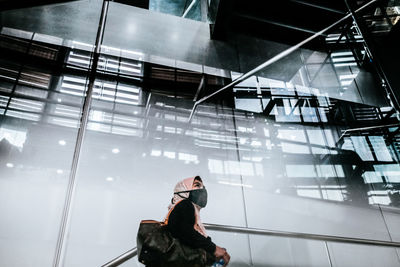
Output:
0,38,84,266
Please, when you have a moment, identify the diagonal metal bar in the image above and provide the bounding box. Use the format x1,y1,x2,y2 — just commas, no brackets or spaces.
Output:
182,0,197,18
101,247,138,267
289,0,346,14
309,23,352,87
288,98,304,116
194,74,205,101
236,13,323,35
263,99,276,116
188,0,378,122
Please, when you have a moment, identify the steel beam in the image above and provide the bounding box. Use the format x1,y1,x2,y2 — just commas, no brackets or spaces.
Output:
289,0,346,15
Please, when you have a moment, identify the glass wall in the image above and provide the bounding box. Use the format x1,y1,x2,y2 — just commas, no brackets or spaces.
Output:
0,1,101,266
1,1,400,266
62,94,247,266
0,38,86,266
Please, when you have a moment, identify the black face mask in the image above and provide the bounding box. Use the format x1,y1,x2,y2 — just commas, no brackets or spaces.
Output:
175,188,208,208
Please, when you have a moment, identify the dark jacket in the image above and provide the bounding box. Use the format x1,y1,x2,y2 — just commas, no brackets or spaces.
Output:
167,199,216,254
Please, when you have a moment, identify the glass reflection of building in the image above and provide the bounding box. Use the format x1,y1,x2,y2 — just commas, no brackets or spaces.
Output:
1,1,400,267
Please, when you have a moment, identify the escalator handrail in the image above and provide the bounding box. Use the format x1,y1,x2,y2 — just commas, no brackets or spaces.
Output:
101,247,138,267
204,223,400,247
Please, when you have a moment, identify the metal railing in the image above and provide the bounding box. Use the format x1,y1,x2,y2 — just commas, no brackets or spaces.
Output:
101,247,138,267
203,223,400,247
101,222,400,267
337,123,400,142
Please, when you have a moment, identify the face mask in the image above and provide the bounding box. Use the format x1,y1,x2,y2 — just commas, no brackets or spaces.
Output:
175,188,208,208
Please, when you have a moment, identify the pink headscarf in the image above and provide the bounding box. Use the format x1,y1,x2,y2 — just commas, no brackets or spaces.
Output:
166,177,208,237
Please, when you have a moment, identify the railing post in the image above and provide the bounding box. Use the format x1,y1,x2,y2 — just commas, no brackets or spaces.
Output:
52,1,110,266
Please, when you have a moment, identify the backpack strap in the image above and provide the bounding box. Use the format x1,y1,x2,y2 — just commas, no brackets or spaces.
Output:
164,199,184,225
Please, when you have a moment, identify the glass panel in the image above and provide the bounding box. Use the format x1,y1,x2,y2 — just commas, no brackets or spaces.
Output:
0,0,103,49
235,111,392,239
229,19,400,244
0,46,85,265
327,242,400,267
102,1,235,76
63,90,246,265
249,235,331,267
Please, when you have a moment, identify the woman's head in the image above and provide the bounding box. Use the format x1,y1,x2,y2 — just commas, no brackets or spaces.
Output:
171,176,208,208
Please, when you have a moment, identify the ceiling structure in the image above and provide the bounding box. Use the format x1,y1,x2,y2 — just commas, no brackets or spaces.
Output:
211,0,348,48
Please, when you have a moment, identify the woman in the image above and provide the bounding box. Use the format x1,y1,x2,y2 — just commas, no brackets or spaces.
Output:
166,176,230,267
